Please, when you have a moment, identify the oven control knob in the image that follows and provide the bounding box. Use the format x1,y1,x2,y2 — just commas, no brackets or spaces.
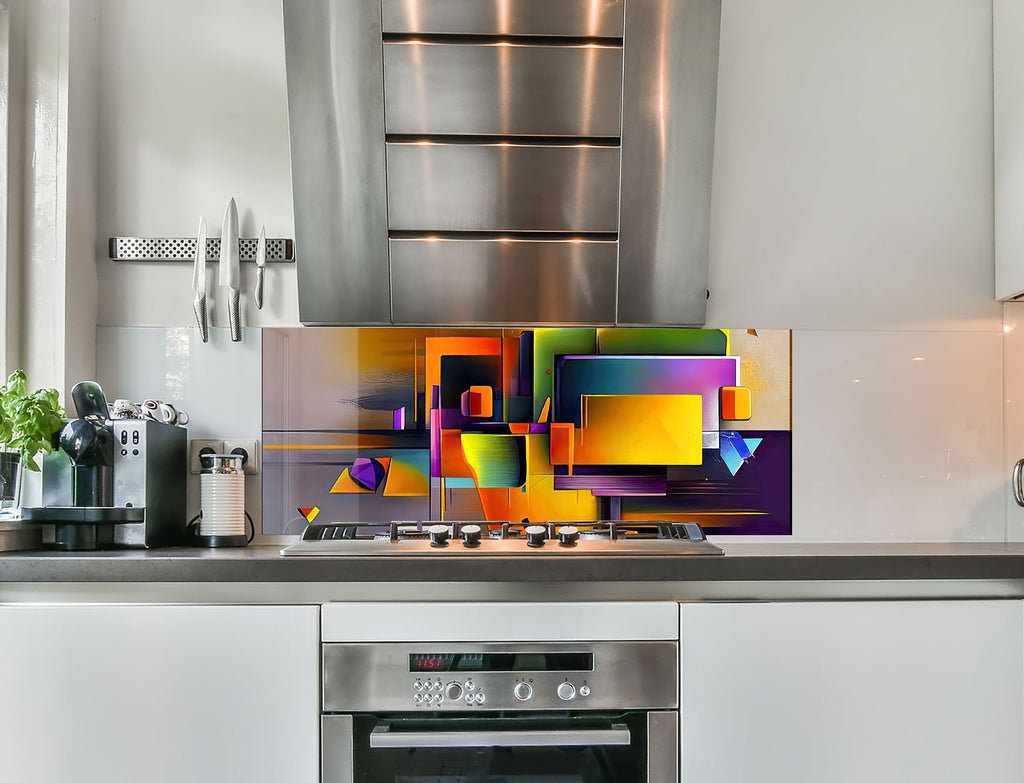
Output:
579,685,591,697
557,526,579,547
514,682,533,701
428,524,450,547
461,524,482,548
445,682,464,701
525,524,547,548
557,682,576,701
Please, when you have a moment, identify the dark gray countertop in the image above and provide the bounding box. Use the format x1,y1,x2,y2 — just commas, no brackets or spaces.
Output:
3,542,1024,583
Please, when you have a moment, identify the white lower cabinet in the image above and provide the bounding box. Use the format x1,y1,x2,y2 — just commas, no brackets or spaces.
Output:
0,604,319,783
679,600,1023,783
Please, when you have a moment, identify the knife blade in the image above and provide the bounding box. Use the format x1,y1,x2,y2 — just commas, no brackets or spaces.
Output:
192,217,209,342
254,224,266,310
219,197,241,342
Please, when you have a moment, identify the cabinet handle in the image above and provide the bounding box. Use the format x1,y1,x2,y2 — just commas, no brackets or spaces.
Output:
1013,459,1024,507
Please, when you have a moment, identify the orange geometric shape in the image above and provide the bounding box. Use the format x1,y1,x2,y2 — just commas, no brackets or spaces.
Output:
576,394,702,465
298,507,320,523
470,385,493,417
720,386,752,421
460,385,494,417
537,396,551,423
550,422,575,471
508,423,532,435
382,459,429,496
425,337,502,404
329,467,375,494
441,429,475,478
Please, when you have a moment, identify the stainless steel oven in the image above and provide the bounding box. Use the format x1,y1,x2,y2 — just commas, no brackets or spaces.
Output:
321,641,678,782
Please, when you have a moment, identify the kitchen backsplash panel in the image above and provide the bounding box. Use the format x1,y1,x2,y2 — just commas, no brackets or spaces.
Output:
262,328,792,536
93,325,1004,542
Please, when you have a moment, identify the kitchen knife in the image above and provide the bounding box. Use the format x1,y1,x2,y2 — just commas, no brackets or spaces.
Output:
192,217,209,342
254,224,266,310
219,197,241,342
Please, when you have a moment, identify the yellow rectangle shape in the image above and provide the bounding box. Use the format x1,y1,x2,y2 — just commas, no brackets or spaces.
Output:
576,394,702,465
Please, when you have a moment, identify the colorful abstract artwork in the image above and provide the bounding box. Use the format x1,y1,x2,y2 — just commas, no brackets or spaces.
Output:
262,328,791,536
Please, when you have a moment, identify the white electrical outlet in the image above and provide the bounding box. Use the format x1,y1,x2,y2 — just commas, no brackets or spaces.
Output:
223,438,260,475
189,439,224,474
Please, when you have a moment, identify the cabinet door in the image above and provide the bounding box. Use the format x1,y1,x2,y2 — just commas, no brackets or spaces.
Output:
0,604,319,783
680,601,1023,783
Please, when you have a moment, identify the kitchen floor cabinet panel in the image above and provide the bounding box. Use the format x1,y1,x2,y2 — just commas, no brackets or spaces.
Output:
0,604,319,783
679,600,1023,783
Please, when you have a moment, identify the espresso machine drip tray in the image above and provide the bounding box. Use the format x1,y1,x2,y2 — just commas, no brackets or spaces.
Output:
21,507,145,523
20,506,147,551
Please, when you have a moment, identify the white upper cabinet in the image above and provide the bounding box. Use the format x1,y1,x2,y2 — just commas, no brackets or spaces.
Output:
995,0,1024,300
709,0,998,331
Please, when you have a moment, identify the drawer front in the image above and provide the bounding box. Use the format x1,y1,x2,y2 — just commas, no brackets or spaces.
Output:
386,143,621,232
384,42,623,137
381,0,625,37
390,239,618,324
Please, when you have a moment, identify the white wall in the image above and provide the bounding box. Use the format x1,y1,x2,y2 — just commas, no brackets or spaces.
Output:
96,0,296,328
91,0,1005,542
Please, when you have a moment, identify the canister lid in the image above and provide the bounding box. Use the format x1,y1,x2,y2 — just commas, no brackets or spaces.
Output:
199,453,244,474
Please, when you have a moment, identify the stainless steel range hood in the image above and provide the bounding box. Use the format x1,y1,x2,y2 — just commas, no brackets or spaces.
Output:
283,0,722,326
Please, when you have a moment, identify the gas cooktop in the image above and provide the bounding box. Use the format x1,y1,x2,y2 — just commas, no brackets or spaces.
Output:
280,520,723,557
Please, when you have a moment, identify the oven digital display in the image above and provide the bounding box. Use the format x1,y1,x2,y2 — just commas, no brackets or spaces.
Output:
409,652,594,673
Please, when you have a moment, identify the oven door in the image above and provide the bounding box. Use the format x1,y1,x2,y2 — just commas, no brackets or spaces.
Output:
323,711,677,783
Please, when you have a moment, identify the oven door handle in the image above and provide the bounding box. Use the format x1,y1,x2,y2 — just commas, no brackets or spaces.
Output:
369,723,632,749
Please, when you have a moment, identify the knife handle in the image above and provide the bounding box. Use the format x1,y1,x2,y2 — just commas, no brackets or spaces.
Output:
255,267,265,310
193,294,209,343
228,289,241,342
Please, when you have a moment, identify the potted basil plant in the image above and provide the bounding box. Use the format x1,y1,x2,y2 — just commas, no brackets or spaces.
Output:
0,370,65,516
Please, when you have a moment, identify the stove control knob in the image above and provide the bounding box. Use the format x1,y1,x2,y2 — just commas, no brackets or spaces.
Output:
579,685,591,697
461,524,482,548
557,682,576,701
514,682,533,701
557,526,579,547
525,524,547,548
428,524,450,547
445,682,464,701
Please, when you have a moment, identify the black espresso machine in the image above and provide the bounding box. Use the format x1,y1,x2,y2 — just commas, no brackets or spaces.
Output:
22,381,187,550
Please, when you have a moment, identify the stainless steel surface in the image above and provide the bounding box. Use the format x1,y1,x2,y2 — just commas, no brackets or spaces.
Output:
284,537,722,557
285,0,721,326
192,217,208,342
254,225,266,310
368,723,631,748
199,453,244,475
1014,459,1024,507
284,0,391,325
110,420,188,547
381,0,625,37
647,711,679,783
322,641,678,712
383,42,623,137
386,142,621,231
390,238,617,324
617,0,721,325
219,198,241,342
0,522,42,553
321,715,354,783
108,236,293,262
